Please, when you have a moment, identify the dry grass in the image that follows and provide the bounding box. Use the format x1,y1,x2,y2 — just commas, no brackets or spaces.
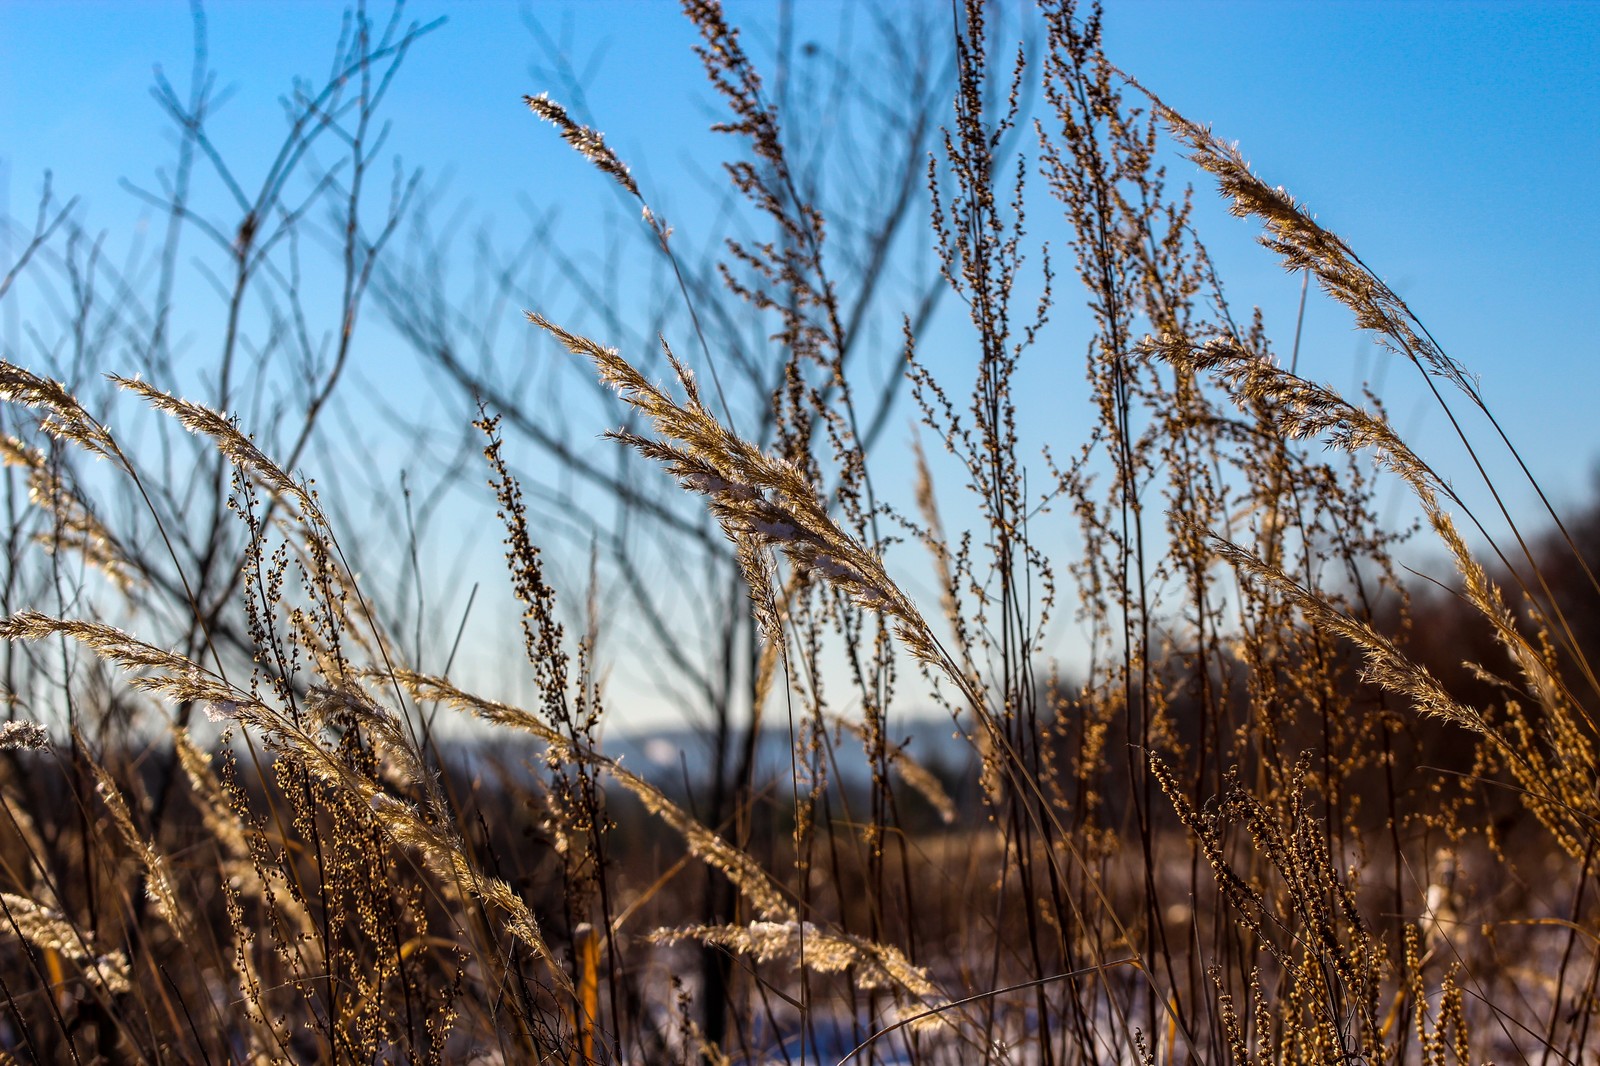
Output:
0,1,1593,1062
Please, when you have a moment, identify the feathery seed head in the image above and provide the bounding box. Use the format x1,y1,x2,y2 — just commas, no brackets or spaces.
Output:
525,92,641,198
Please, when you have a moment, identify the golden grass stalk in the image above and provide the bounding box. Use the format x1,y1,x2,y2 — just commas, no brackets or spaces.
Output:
0,892,130,995
389,667,797,923
524,94,639,198
85,751,190,946
646,920,946,1027
831,715,957,826
528,314,940,659
0,434,144,595
111,375,322,520
0,364,119,461
532,309,1144,966
1153,110,1476,401
170,730,302,1056
0,611,572,995
171,728,318,946
573,922,599,1065
1163,335,1600,856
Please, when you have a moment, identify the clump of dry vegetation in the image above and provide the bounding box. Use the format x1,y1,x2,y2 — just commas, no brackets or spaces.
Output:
0,0,1593,1062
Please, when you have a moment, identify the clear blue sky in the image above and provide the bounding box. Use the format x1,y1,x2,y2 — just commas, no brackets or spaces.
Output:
4,1,1595,475
2,1,1597,724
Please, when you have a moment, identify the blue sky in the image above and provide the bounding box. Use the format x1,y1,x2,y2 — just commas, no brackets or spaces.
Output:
2,1,1597,725
4,1,1595,478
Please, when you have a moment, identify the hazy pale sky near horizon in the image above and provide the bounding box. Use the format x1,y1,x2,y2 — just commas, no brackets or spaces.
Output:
1,1,1597,725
